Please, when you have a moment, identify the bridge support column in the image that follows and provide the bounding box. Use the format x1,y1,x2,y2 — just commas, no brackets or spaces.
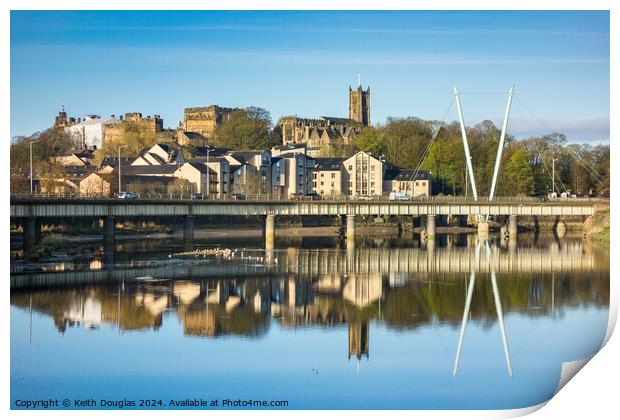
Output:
508,215,518,238
477,222,489,239
426,215,436,238
103,216,115,246
265,214,275,250
23,217,40,252
346,214,356,242
183,215,194,243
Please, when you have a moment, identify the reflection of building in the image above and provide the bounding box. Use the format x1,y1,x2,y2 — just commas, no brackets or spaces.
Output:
343,273,383,307
63,297,103,329
348,321,369,360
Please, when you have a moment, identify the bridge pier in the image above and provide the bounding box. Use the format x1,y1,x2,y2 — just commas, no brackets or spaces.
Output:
265,214,275,249
23,217,40,251
425,215,436,238
508,215,518,238
183,215,195,243
346,214,356,243
103,216,115,246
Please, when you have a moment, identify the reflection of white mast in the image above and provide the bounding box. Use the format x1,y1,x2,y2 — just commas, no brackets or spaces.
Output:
491,270,512,377
552,273,555,318
453,271,475,377
453,240,513,377
29,294,33,344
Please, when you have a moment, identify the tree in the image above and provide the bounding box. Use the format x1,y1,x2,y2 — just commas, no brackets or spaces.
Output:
11,128,75,169
213,107,275,150
504,149,535,196
354,127,384,156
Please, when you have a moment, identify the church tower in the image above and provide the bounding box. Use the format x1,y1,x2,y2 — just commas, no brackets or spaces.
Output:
349,84,370,127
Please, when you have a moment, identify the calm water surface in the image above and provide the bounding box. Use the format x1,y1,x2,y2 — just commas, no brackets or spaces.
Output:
10,233,609,409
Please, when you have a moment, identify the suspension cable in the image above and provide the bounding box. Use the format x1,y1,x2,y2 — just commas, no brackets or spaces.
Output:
514,96,606,187
408,97,455,183
512,100,569,193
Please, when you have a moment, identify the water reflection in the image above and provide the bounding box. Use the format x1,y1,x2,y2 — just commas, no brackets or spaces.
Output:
11,240,609,365
10,234,610,409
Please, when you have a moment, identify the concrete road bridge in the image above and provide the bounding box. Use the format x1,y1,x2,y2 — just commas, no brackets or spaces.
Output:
10,196,603,250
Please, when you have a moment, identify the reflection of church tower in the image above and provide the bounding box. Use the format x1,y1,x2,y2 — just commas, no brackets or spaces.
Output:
348,320,369,360
349,85,370,127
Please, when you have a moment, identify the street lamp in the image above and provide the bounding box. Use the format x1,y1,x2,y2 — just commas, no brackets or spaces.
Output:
29,139,40,194
206,147,210,198
118,145,127,195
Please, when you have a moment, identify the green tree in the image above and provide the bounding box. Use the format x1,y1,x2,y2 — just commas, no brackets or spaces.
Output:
504,149,535,195
354,127,384,156
11,128,75,169
213,107,274,150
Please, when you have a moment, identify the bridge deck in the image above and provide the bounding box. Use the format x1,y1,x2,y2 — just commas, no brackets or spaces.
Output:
10,198,599,218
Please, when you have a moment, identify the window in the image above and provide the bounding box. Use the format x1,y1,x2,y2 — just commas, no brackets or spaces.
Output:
313,173,317,179
371,182,375,187
331,173,336,179
348,165,353,170
320,173,324,178
320,181,324,186
371,165,375,171
313,182,317,188
371,190,375,195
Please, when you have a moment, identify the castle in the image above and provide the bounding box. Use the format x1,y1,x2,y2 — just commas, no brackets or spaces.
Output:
53,80,371,154
181,105,240,143
278,84,370,156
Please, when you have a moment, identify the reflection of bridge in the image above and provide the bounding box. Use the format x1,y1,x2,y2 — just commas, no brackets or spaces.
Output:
10,242,602,289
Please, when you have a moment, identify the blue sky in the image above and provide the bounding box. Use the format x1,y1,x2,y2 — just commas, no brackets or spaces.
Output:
10,10,610,143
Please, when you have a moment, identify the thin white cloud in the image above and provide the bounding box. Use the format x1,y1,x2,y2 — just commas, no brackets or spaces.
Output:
505,117,610,144
13,44,609,67
72,24,609,38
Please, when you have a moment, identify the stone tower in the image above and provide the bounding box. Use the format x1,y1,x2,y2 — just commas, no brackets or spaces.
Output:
349,85,370,126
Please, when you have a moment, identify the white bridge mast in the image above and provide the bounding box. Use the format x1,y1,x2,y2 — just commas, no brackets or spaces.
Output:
454,87,478,201
488,86,515,202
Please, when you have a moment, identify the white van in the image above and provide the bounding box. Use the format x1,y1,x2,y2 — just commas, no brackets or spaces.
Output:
389,192,411,201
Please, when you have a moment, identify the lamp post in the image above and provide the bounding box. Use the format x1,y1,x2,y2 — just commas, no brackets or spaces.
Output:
29,140,40,194
118,145,127,195
552,157,558,196
206,148,210,198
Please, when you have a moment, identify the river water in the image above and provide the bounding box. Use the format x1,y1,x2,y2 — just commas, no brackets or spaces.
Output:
10,233,609,409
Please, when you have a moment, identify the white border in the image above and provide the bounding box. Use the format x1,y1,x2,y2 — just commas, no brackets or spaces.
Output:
2,2,616,419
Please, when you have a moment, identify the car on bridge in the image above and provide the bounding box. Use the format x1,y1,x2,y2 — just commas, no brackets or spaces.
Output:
389,192,412,201
116,192,136,199
289,192,321,201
